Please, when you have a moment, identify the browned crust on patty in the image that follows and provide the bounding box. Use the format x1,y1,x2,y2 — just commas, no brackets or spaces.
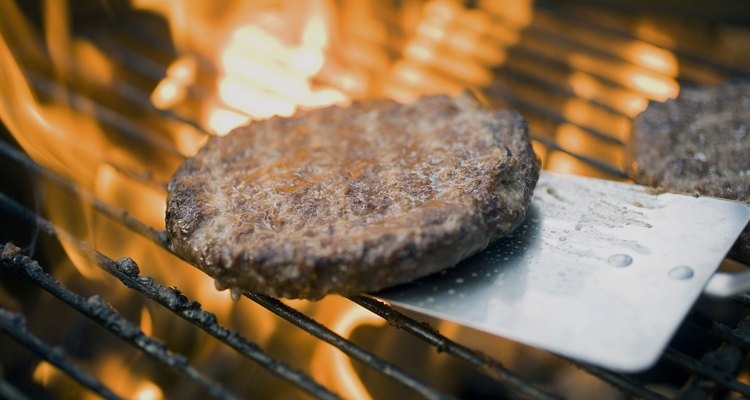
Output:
628,79,750,264
166,94,540,298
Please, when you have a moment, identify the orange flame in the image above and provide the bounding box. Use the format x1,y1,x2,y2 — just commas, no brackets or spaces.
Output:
140,306,154,337
139,0,348,136
32,361,58,387
0,0,113,280
310,299,385,399
549,37,679,177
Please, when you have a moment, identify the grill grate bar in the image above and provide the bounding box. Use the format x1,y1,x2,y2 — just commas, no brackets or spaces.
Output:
86,34,259,124
0,308,122,400
0,139,168,247
91,6,641,154
0,192,340,400
536,0,750,77
245,292,454,400
12,41,209,137
350,296,670,400
104,258,341,400
1,243,242,400
22,68,185,162
504,38,656,102
688,312,750,351
662,348,750,397
678,312,750,398
733,292,750,309
568,363,668,400
495,63,630,118
349,295,560,400
484,83,624,145
0,378,31,400
677,343,745,399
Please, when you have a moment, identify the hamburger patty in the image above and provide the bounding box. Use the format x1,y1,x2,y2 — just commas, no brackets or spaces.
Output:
628,79,750,264
166,94,540,299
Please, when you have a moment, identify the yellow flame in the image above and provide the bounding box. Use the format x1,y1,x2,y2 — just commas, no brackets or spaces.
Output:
568,72,649,117
78,356,160,400
142,0,347,136
32,361,58,387
623,42,678,76
0,1,112,280
384,0,531,101
569,53,679,102
627,71,679,101
151,55,196,109
140,307,154,337
133,381,164,400
94,165,165,231
311,301,385,399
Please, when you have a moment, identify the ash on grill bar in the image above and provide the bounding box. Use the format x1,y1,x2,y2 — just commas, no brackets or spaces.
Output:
1,0,749,399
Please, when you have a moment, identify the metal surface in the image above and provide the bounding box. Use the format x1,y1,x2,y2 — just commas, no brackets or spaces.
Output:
377,172,750,372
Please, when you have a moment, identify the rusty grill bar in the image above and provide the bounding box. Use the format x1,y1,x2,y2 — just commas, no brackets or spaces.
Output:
2,1,750,399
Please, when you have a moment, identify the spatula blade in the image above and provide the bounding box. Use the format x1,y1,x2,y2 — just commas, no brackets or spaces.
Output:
375,172,750,372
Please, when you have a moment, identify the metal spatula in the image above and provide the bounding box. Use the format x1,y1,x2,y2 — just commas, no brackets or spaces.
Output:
374,172,750,372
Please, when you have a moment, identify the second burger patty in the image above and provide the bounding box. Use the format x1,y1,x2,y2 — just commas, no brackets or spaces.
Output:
628,79,750,264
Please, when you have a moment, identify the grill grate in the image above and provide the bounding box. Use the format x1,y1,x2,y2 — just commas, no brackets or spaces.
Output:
0,308,121,400
2,1,750,399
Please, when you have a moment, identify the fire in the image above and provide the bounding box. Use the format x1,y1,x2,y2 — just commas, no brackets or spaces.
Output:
151,55,196,110
551,36,679,177
385,0,532,102
32,361,58,387
0,1,111,280
133,381,164,400
141,0,348,136
80,356,160,400
310,298,386,399
624,42,678,76
140,307,154,337
568,72,648,118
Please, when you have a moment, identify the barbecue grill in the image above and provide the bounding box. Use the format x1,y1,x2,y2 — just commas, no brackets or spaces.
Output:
2,1,750,398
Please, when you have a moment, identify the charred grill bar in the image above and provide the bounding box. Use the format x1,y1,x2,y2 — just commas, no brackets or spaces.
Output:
0,308,121,400
2,0,750,398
